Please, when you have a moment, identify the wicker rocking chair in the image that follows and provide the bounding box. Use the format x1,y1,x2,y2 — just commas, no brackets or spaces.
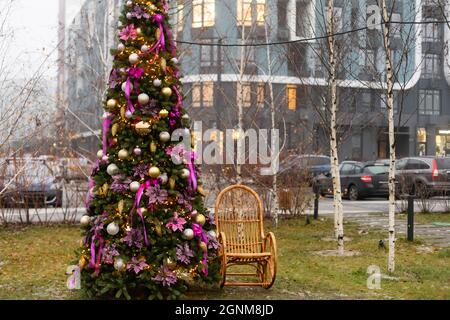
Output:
214,184,277,289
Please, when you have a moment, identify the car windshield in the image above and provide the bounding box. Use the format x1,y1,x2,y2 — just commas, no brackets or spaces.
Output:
436,158,450,169
365,165,389,174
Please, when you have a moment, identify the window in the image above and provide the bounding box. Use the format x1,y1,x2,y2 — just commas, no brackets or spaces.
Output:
192,0,215,28
419,89,440,115
237,83,252,108
237,0,265,26
361,92,372,109
424,19,441,42
422,54,441,79
296,0,314,38
287,85,297,110
257,84,265,108
177,2,185,32
391,13,401,38
192,82,214,108
200,41,218,67
417,127,427,156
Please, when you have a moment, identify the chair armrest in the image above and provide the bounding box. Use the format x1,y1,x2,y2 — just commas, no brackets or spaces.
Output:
218,232,227,254
263,232,277,256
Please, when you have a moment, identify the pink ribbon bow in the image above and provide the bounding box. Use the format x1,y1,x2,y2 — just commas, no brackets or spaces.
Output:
89,231,104,276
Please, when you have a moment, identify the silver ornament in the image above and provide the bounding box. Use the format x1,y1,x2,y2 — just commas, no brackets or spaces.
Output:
106,222,120,236
182,228,194,240
138,93,150,105
129,53,140,65
126,12,133,19
117,43,125,52
97,150,104,159
80,215,91,227
114,258,126,271
207,230,217,239
159,131,171,143
153,79,162,87
107,163,119,176
125,110,133,119
126,0,133,7
171,57,179,64
180,168,190,179
159,173,168,184
141,44,149,53
130,181,141,192
122,82,133,92
133,147,142,156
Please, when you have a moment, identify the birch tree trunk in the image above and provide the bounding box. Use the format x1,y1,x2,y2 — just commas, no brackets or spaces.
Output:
236,21,246,185
326,0,345,254
381,0,396,273
264,17,279,228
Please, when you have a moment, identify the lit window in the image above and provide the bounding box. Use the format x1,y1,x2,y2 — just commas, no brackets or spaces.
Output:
237,83,252,108
287,85,297,110
192,0,215,28
257,84,265,108
237,0,265,26
192,82,214,108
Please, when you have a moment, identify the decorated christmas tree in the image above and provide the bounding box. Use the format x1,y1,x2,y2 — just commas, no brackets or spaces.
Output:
76,0,219,300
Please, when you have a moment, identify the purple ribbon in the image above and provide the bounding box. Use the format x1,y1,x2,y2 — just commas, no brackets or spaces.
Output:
187,151,198,192
102,117,112,155
173,86,183,110
89,231,104,276
125,77,135,114
130,180,158,246
150,14,166,54
192,223,209,275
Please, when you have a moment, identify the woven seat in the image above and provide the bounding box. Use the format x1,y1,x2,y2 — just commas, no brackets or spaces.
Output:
215,184,277,289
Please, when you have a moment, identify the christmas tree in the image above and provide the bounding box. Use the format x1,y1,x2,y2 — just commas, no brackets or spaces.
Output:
76,0,219,300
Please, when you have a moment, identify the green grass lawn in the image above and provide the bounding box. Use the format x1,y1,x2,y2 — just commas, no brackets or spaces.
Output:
0,217,448,300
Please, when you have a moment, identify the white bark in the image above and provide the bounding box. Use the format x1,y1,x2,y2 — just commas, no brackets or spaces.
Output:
327,0,344,254
381,0,396,273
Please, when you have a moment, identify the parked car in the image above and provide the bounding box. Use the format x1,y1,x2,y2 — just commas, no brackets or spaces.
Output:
279,154,331,178
0,159,63,208
313,160,390,200
395,156,450,197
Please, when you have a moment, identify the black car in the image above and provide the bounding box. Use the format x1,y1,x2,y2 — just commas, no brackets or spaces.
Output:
396,156,450,197
0,159,63,208
279,154,331,180
314,161,390,200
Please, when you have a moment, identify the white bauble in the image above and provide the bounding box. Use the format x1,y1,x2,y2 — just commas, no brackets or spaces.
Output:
180,168,190,179
102,155,109,162
141,44,149,53
159,131,171,143
80,215,91,227
117,43,125,52
122,82,134,92
129,53,140,65
114,258,126,271
207,230,217,239
138,93,150,105
107,222,120,236
97,150,104,159
160,173,168,184
182,228,194,240
126,0,133,7
126,12,133,19
118,149,129,160
106,163,119,176
125,110,133,119
130,181,141,193
153,79,162,87
133,147,142,156
171,57,179,64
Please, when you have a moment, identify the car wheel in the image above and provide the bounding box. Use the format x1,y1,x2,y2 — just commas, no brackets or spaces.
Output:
414,182,429,199
348,185,360,201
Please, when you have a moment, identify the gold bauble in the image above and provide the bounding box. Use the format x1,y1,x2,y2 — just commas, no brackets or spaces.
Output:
195,214,206,226
148,166,161,178
150,141,157,153
159,109,169,118
111,138,119,146
135,121,151,135
118,149,129,160
199,242,208,252
169,176,176,190
106,99,117,109
139,207,148,216
136,27,142,36
160,58,167,73
161,87,173,98
155,28,161,40
155,224,162,236
111,123,120,136
79,256,87,270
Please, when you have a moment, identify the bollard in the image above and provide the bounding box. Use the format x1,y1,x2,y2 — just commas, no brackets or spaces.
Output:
314,192,319,220
407,195,414,241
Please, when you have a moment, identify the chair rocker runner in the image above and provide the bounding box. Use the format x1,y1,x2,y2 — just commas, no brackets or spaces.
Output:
214,184,277,288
